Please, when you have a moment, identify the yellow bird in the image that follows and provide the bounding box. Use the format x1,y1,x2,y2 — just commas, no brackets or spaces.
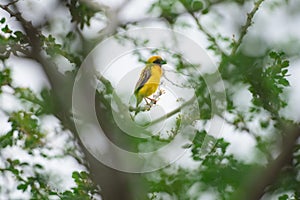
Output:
134,55,167,108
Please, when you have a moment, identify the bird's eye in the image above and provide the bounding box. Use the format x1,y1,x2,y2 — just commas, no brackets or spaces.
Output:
153,59,162,64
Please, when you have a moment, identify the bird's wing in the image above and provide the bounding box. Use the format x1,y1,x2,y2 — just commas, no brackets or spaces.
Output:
134,65,151,93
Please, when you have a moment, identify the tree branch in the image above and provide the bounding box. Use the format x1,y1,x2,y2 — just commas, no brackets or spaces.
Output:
189,12,225,55
230,0,266,55
235,126,300,200
150,95,196,125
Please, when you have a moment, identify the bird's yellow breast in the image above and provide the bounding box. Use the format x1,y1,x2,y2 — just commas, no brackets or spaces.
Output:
138,65,162,97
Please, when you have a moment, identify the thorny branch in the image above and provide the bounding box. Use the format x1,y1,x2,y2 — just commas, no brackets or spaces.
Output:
189,12,225,55
230,0,266,55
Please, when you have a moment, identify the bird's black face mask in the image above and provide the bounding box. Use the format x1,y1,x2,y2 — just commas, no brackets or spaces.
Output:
153,59,167,65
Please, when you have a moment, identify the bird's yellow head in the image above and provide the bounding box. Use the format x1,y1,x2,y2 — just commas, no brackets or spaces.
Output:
146,55,167,66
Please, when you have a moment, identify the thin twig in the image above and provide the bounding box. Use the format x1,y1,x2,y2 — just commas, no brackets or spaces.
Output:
190,12,224,55
5,0,19,7
163,73,193,89
230,0,265,55
150,95,196,125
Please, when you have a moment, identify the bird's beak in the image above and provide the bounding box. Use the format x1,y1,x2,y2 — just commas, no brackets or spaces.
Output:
161,60,167,65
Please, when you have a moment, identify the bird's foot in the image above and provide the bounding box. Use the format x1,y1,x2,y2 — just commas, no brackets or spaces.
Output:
159,89,166,95
146,97,157,104
144,98,150,105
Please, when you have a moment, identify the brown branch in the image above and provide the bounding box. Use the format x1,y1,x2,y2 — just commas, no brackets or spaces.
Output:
1,2,132,200
234,126,300,200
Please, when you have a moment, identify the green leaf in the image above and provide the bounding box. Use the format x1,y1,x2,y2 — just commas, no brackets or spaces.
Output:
217,138,230,154
20,162,29,166
278,78,289,86
191,1,203,11
202,8,209,14
17,183,28,191
1,25,12,33
282,69,288,75
278,194,288,200
34,164,44,169
0,68,12,87
12,159,20,165
72,171,80,182
48,191,58,196
9,168,19,176
62,190,74,197
0,17,5,24
0,131,13,148
14,31,24,38
281,60,289,68
260,120,269,129
269,51,277,58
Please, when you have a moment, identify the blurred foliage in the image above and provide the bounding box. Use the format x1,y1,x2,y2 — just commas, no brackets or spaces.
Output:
0,0,299,199
147,131,259,200
0,63,99,199
9,111,44,150
0,1,99,196
66,0,99,29
220,50,290,120
41,34,82,66
58,171,100,200
0,19,29,60
0,68,11,91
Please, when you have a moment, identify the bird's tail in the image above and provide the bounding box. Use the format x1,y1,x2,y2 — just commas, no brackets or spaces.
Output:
135,95,142,116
